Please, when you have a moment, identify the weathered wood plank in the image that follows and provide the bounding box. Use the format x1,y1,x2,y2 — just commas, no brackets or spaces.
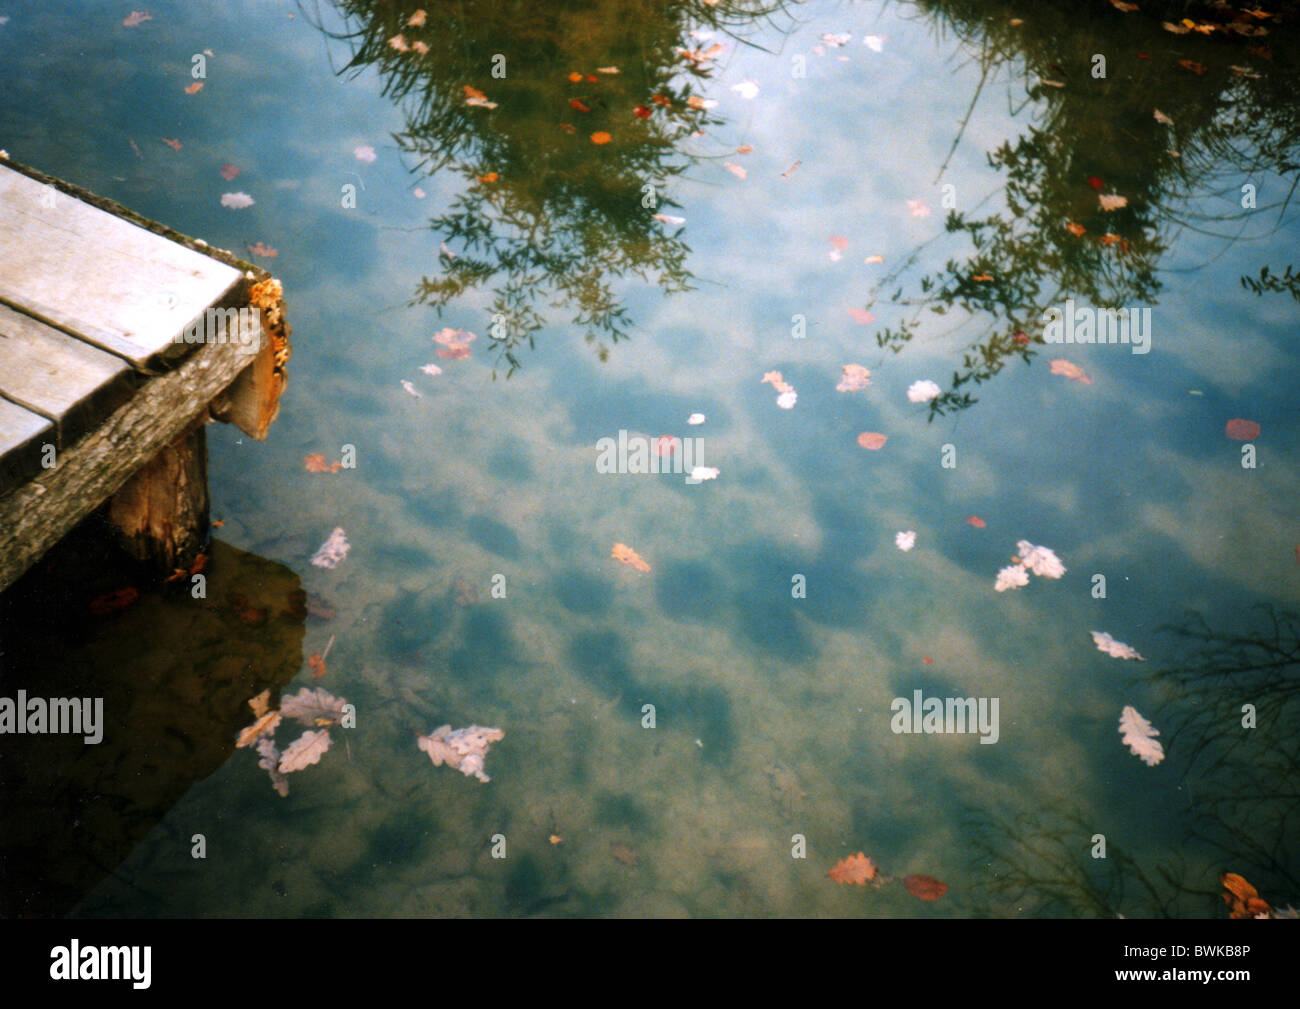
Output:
0,302,137,449
0,396,54,495
0,334,264,594
0,164,244,371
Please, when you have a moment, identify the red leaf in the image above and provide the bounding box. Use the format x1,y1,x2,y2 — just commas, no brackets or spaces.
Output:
89,587,140,615
219,163,241,181
633,105,652,119
569,98,591,113
1225,418,1261,441
1086,175,1105,190
904,874,948,901
965,515,986,528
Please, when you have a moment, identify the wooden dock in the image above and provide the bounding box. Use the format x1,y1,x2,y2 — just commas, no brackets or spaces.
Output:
0,157,290,593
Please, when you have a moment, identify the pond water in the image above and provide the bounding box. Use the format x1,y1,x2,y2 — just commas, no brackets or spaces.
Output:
1,0,1297,917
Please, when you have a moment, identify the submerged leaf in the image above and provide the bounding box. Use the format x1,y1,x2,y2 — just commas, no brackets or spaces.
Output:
611,542,651,573
904,875,948,901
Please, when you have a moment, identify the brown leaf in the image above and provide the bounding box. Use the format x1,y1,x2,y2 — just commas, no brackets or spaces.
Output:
89,587,139,615
1066,221,1087,237
1225,418,1260,441
236,710,282,748
308,653,327,679
828,852,878,885
184,81,204,95
903,874,948,901
965,515,987,528
304,453,342,473
162,137,182,152
247,241,278,258
611,542,651,573
248,689,271,718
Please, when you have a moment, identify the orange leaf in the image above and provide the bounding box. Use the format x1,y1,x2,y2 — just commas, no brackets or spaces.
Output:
611,542,650,573
477,172,499,183
590,131,612,145
567,72,583,82
304,453,342,473
1066,221,1086,237
308,653,327,679
162,137,182,152
903,874,948,901
1049,358,1092,384
828,852,878,885
184,82,204,95
1225,418,1260,441
569,98,591,113
857,432,887,451
965,515,986,528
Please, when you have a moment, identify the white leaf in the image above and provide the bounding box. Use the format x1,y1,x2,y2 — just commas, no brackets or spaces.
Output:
1092,630,1144,661
353,144,376,163
220,192,254,209
1119,705,1164,766
862,35,885,52
310,527,350,569
895,531,916,552
994,564,1029,592
278,729,333,773
776,390,797,409
907,379,941,402
1015,540,1066,578
686,412,706,425
689,466,720,482
730,81,759,100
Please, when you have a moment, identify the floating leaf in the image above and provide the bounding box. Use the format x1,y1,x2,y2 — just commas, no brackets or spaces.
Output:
994,565,1029,592
1119,705,1164,766
463,85,498,109
354,144,376,163
123,11,152,27
836,364,871,392
906,199,931,218
1066,221,1086,236
689,466,720,482
1092,630,1144,661
1225,418,1260,441
965,515,986,528
590,131,612,145
1153,108,1174,126
219,163,241,181
417,724,504,783
611,542,651,573
724,162,746,179
433,327,476,359
1098,193,1128,211
236,710,282,748
184,81,203,95
907,379,941,402
280,687,347,727
828,852,879,885
730,81,759,100
1221,873,1271,918
248,690,271,719
857,432,887,450
895,531,916,552
220,192,253,209
279,729,332,773
687,413,706,425
1049,359,1092,384
569,98,591,113
847,307,874,325
161,137,182,152
633,105,651,118
304,453,342,473
904,875,948,901
308,653,327,679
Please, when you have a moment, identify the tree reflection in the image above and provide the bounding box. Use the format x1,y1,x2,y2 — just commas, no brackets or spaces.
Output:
872,1,1300,416
313,0,793,372
965,607,1300,917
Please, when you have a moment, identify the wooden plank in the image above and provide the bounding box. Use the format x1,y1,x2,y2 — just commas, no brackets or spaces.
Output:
0,334,263,594
0,302,137,448
0,164,244,371
0,396,55,496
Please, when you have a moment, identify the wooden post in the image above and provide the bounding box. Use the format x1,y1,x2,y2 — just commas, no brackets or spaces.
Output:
106,419,209,571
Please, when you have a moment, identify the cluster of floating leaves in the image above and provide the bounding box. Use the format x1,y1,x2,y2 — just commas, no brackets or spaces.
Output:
237,688,350,797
